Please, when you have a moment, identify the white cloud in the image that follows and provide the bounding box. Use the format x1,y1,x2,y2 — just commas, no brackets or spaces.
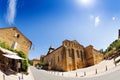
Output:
95,16,100,26
89,15,100,26
6,0,17,25
112,17,116,21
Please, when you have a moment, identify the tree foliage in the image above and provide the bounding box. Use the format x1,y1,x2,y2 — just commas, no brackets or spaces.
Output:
105,40,120,53
17,51,28,72
40,62,47,66
104,39,120,59
28,59,33,65
0,42,9,49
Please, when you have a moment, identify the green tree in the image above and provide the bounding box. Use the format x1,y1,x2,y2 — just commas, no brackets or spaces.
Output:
17,51,28,72
105,40,120,53
28,59,33,65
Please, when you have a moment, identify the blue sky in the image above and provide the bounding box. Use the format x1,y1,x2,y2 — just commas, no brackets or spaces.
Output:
0,0,120,60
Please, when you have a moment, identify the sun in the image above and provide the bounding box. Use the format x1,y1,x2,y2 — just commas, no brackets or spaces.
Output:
80,0,92,4
76,0,95,7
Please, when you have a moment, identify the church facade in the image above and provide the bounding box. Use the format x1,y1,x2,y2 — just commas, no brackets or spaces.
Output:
41,40,103,71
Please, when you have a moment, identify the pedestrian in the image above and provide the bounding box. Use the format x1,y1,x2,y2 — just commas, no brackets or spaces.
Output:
17,61,21,72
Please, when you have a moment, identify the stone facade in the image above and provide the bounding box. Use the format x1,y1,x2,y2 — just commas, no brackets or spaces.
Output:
33,58,40,67
84,45,103,66
41,40,103,71
0,27,32,56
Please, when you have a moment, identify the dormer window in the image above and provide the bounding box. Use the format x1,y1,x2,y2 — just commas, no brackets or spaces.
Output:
14,33,20,38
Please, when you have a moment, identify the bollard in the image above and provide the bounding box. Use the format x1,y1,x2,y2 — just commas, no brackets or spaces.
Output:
84,72,86,76
62,72,63,76
21,73,23,80
18,76,20,80
114,58,117,67
76,72,78,77
3,74,5,80
95,69,97,74
115,62,117,67
106,65,108,71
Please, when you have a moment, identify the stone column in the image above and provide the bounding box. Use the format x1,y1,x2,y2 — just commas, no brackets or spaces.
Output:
72,48,77,70
74,49,77,70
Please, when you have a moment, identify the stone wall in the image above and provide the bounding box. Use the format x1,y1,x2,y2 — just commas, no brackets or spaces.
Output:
85,45,103,66
0,27,32,56
93,49,103,64
33,59,40,67
42,40,103,72
44,46,65,71
63,40,86,71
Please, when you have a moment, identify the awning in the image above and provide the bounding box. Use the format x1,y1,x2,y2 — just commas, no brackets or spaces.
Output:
0,47,24,60
3,54,24,60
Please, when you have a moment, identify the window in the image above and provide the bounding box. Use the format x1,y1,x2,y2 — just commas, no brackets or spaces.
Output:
14,33,20,38
11,42,18,49
68,49,71,57
72,49,74,54
77,50,80,58
58,56,59,62
80,50,84,61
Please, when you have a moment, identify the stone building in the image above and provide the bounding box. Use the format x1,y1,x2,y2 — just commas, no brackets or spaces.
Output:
33,58,40,67
40,55,45,62
0,27,32,71
0,27,32,56
84,45,103,66
41,40,103,71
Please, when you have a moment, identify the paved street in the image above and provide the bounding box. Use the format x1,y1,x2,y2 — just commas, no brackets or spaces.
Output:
30,65,120,80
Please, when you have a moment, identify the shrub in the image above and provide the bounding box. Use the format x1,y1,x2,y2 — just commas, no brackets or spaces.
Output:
0,42,9,49
40,62,47,66
17,51,28,72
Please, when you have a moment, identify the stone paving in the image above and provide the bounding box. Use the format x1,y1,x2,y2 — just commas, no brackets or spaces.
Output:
30,58,120,80
0,58,119,80
31,65,120,80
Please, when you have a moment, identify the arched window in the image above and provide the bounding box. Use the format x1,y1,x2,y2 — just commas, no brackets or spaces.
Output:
80,50,84,61
77,50,80,58
72,49,74,54
68,49,71,57
14,33,20,38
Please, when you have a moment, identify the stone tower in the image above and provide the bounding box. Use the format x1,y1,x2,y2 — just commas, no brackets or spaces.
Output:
118,29,120,40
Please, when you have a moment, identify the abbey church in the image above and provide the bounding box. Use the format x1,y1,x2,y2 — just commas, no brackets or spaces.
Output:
41,40,103,71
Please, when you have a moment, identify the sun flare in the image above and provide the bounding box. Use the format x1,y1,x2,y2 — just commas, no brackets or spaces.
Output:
76,0,95,7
